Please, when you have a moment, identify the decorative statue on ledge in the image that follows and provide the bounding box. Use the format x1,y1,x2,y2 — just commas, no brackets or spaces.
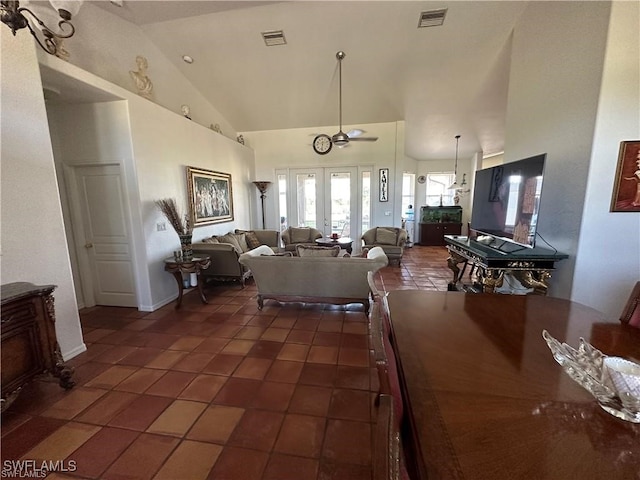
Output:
129,55,153,100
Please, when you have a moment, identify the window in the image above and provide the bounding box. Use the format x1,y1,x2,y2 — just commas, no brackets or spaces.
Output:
425,172,455,206
361,171,371,231
277,173,287,231
401,173,415,217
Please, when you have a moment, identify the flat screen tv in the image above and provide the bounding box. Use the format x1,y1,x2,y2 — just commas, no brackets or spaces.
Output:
470,154,546,248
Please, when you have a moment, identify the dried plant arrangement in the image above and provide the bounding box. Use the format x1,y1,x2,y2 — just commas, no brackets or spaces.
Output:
155,198,191,235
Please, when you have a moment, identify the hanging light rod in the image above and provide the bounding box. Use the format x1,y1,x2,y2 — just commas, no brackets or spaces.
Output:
1,0,83,56
448,135,462,190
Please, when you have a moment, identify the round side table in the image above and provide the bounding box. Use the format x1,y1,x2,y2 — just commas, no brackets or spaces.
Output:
314,236,353,253
164,255,211,308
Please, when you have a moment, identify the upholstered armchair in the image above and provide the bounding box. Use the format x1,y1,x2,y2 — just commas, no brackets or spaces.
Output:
281,226,323,253
361,227,408,266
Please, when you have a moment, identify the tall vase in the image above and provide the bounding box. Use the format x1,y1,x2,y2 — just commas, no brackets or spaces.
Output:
179,234,193,260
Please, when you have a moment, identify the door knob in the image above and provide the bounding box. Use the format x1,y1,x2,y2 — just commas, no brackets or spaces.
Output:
85,243,93,248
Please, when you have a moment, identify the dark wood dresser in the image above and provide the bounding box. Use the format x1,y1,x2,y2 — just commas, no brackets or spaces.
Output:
1,282,75,412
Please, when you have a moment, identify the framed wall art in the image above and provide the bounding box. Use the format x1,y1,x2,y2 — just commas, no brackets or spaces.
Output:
379,168,389,202
610,140,640,212
187,166,234,226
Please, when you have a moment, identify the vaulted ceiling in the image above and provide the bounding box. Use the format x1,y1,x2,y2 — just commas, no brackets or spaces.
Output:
93,1,529,160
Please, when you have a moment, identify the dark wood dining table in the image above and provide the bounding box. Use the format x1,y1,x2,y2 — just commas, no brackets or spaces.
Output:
386,290,640,480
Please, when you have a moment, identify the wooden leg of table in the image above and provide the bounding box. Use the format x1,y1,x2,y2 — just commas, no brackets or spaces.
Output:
197,274,208,304
172,271,184,309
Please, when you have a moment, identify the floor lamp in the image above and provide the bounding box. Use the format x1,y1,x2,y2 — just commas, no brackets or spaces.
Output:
252,181,271,229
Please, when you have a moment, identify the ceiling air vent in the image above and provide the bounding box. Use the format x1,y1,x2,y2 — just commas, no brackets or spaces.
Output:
418,8,447,28
262,30,287,46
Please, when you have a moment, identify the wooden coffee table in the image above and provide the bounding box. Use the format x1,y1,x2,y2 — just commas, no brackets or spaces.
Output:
314,236,353,253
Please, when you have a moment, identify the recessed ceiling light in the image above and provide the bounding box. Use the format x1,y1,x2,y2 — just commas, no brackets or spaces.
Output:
182,55,194,64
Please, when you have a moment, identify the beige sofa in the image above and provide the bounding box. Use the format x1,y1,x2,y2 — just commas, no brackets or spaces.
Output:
281,226,323,253
361,227,408,266
192,229,280,287
238,245,388,313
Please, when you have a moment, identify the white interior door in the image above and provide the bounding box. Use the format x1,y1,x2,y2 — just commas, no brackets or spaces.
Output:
71,164,137,307
286,167,357,238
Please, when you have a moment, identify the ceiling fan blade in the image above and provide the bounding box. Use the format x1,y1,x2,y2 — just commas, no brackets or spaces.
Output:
346,129,365,137
349,136,378,142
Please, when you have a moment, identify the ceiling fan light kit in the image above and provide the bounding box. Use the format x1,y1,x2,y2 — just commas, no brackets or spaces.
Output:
311,50,378,154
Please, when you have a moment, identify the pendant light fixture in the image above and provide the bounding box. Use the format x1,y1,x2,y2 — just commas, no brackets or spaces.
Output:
448,135,462,190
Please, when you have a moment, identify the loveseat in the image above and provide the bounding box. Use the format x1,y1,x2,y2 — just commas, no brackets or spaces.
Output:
238,245,388,313
281,226,323,253
192,229,280,287
361,227,408,266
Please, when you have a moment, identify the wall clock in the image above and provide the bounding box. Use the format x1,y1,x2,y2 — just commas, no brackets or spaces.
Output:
312,134,332,155
417,175,426,184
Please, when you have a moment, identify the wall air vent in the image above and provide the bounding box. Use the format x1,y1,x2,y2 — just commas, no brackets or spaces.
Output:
418,8,447,28
262,30,287,46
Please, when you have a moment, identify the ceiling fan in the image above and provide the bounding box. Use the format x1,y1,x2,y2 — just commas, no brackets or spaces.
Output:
312,51,378,155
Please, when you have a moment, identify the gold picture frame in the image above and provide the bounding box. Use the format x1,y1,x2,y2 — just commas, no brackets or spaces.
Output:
187,166,234,226
610,140,640,212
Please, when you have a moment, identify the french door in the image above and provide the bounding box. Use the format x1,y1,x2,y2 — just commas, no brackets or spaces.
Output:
283,167,359,239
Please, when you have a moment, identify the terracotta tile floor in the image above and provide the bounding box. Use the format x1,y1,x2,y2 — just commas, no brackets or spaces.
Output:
1,245,450,480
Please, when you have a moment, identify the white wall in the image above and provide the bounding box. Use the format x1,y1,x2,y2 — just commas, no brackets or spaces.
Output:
61,2,237,141
244,121,403,231
573,1,640,317
47,99,134,309
0,29,85,359
43,58,256,312
504,1,611,300
128,100,255,310
414,155,474,238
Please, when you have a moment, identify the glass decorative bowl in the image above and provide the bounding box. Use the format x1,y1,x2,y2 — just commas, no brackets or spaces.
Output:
542,330,640,423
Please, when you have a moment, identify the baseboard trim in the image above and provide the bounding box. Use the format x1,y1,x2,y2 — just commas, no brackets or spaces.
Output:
62,343,87,361
138,294,178,312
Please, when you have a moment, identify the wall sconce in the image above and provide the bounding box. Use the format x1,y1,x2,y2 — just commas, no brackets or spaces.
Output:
1,0,83,56
252,181,272,230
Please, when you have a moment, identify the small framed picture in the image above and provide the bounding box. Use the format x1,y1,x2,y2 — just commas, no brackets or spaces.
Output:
610,140,640,212
187,166,234,226
379,168,389,202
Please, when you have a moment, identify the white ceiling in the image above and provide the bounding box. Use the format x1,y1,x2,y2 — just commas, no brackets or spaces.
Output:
92,1,529,160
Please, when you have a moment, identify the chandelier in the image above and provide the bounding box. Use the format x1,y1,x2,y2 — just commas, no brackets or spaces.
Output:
1,0,83,56
448,135,468,190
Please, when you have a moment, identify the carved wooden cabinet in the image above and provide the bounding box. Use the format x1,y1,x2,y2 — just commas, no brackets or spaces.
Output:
1,282,74,411
420,222,463,246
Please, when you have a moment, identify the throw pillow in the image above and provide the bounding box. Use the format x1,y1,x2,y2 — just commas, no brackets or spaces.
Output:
242,231,261,249
217,233,243,254
201,237,219,244
290,227,311,244
234,233,249,252
375,228,398,245
296,245,340,257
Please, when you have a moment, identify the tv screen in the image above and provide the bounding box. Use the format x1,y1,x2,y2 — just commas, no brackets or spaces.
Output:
470,154,546,248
